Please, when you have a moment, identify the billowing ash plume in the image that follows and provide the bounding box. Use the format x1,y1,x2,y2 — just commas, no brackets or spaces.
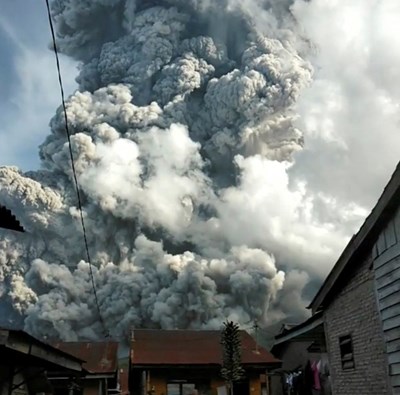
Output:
0,0,352,341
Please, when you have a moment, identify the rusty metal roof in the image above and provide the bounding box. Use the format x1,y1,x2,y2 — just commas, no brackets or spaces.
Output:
51,341,119,374
131,329,280,367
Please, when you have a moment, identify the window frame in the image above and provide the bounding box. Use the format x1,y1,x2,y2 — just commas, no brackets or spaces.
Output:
339,334,355,370
167,381,196,395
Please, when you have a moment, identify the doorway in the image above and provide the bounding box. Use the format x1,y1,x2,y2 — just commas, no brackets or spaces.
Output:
233,379,249,395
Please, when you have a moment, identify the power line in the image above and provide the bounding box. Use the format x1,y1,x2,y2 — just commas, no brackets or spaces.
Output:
44,0,109,338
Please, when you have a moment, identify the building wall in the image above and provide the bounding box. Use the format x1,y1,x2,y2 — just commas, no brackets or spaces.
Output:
249,374,262,395
269,374,283,395
373,205,400,394
138,369,217,395
324,252,390,395
210,377,225,395
0,370,29,395
147,371,167,395
270,341,313,395
83,379,104,395
136,369,263,395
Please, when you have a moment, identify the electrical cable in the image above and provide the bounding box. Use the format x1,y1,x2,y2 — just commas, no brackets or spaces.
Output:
44,0,109,338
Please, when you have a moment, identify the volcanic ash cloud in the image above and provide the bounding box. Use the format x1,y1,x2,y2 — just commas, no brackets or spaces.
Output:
0,0,348,340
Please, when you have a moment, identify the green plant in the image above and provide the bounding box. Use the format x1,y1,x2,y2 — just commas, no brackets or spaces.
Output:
220,321,245,395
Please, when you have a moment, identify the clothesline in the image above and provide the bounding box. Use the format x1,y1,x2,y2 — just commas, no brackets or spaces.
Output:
283,358,331,395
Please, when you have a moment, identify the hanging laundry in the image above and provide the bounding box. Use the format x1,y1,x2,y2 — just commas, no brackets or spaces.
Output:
284,370,305,395
319,359,331,395
292,371,303,395
287,373,294,387
311,360,321,391
311,361,321,391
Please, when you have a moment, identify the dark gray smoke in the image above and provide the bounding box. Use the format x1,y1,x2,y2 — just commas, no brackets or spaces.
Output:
0,0,345,341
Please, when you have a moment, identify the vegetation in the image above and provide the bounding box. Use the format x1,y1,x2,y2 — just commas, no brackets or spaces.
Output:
220,321,245,395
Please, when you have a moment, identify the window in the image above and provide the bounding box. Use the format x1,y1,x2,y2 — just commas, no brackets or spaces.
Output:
167,383,180,395
339,334,355,370
167,382,196,395
182,384,196,395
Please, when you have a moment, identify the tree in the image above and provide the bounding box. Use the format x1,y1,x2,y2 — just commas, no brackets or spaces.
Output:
220,321,245,395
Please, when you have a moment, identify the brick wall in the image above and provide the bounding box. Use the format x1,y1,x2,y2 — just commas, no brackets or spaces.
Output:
324,253,390,395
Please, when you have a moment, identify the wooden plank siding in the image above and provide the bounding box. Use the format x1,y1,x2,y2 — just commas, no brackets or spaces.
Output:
374,206,400,394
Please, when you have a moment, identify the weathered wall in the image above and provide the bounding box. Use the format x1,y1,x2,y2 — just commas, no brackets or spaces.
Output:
147,372,166,395
0,370,29,395
324,252,390,395
84,379,103,395
210,377,226,395
249,374,262,395
373,205,400,394
138,369,262,395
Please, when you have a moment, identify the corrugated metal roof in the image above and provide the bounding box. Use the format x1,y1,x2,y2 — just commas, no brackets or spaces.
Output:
131,329,280,367
51,341,119,374
0,328,83,372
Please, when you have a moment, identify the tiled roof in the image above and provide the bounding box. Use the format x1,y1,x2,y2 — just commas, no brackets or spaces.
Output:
131,329,280,367
0,206,24,232
51,341,119,374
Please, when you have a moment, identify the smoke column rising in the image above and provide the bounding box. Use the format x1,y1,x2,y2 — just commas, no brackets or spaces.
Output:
0,0,386,341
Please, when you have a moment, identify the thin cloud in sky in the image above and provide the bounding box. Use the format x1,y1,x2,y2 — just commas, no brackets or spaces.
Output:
0,5,77,170
291,0,400,210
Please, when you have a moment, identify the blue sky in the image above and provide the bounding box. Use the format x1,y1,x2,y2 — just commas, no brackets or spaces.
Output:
0,1,77,170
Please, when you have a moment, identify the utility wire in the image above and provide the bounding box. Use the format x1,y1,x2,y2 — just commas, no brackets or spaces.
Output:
45,0,109,338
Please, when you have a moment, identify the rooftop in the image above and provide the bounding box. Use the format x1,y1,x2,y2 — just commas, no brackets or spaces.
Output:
51,341,119,374
131,329,281,367
0,327,83,372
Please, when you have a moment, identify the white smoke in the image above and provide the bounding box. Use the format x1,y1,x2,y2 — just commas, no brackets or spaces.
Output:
0,0,397,341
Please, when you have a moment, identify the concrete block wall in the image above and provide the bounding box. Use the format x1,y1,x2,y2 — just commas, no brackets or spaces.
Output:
324,253,391,395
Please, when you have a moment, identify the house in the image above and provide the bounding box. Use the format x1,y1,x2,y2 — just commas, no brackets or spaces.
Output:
0,327,83,395
0,206,24,232
50,341,119,395
129,329,281,395
269,312,331,395
271,161,400,395
309,162,400,394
